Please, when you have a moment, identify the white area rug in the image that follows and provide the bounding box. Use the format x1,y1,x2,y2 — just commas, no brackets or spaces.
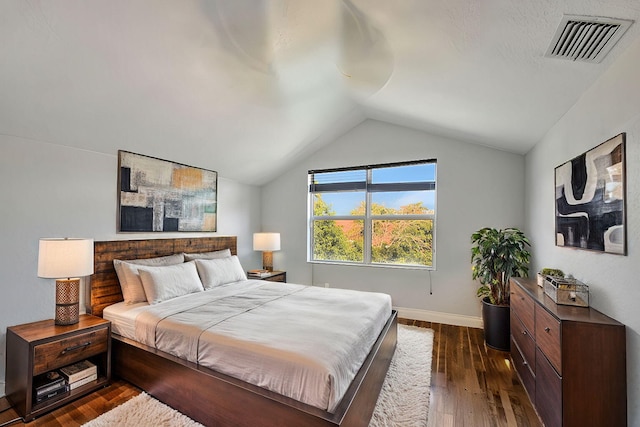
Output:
83,393,204,427
370,325,433,427
83,324,433,427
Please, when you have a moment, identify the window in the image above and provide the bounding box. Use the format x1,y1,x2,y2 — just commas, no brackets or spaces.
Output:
308,160,436,268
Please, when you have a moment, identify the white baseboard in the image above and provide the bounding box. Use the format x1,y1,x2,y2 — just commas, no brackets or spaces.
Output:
395,306,483,329
0,381,4,398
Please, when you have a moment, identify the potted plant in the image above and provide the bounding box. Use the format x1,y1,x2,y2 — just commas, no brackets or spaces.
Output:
471,227,531,351
537,268,564,287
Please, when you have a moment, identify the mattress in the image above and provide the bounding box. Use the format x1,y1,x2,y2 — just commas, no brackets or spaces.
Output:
103,300,148,339
104,279,391,412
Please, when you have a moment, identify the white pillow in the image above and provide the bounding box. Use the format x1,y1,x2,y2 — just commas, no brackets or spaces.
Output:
138,261,204,304
113,253,185,304
183,249,231,261
195,256,247,289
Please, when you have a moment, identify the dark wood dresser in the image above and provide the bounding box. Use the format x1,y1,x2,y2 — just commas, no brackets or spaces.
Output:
510,278,626,427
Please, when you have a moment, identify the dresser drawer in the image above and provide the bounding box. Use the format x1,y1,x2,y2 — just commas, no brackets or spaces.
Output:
33,327,109,375
511,283,535,335
536,348,562,427
535,304,562,375
512,338,535,401
511,310,536,374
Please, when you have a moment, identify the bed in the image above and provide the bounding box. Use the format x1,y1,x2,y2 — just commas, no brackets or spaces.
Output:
89,237,397,427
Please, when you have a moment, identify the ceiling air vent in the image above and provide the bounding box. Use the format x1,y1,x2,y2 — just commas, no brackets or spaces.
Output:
545,15,633,63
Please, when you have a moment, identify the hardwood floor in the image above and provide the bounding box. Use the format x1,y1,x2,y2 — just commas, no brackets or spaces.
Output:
0,322,541,427
0,380,138,427
400,320,541,427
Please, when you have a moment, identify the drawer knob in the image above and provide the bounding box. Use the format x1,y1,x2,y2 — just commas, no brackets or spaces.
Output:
544,327,551,333
523,361,528,366
522,330,527,335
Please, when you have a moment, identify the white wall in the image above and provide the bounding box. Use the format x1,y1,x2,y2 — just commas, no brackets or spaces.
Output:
0,136,262,396
525,35,640,424
262,119,525,325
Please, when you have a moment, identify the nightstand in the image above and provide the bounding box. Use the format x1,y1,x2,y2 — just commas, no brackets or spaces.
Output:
248,270,286,283
6,314,111,421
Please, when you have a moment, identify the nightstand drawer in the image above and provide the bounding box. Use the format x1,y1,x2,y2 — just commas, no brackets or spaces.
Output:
33,328,109,375
266,273,285,282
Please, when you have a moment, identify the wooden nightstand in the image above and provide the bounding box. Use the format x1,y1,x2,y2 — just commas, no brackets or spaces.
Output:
5,314,111,421
248,270,286,283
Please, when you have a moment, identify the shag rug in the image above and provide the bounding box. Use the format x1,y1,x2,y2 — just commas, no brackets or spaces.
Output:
83,325,433,427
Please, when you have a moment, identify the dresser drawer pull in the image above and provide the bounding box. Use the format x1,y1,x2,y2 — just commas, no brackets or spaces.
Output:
523,361,528,366
522,330,527,335
60,341,92,355
544,327,551,333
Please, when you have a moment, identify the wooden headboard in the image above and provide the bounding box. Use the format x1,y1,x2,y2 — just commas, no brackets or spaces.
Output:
89,236,237,317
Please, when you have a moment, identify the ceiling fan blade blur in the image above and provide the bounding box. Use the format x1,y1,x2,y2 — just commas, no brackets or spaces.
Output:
339,0,394,97
207,0,274,74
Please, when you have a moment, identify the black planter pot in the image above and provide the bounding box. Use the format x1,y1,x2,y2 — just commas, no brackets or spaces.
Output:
481,297,511,351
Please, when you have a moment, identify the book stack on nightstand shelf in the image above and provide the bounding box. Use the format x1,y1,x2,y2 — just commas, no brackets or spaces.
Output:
33,371,67,404
247,269,271,278
247,270,287,283
60,360,98,390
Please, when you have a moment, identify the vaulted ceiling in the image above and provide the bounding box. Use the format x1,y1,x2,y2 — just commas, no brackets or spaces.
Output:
2,1,639,184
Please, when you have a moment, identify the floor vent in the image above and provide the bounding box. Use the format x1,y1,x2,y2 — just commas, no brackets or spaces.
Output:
545,15,633,63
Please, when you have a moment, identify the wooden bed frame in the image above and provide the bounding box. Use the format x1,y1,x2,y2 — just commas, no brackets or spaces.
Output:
89,237,397,427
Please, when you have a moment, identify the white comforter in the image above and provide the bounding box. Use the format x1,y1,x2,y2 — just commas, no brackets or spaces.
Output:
133,280,392,412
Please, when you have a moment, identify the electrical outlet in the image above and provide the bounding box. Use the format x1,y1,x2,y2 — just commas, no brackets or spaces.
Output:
324,283,330,288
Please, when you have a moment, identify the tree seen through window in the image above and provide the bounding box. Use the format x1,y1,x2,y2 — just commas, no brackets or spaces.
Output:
309,160,436,268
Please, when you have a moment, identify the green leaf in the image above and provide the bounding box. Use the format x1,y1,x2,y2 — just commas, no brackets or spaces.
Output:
470,227,531,305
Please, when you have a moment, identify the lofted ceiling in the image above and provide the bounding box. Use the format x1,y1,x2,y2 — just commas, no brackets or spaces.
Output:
1,0,640,184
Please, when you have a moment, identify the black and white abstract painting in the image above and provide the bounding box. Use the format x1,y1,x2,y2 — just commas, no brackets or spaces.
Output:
555,133,626,255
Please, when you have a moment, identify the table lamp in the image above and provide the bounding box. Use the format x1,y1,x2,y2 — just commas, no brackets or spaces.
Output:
253,233,280,271
38,238,94,325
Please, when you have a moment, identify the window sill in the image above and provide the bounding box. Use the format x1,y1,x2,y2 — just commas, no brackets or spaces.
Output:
308,260,435,271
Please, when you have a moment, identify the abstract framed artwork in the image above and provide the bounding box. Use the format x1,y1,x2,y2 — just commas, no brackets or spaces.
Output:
117,151,217,232
554,133,626,255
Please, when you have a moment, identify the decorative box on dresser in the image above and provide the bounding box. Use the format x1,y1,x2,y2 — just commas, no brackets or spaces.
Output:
510,277,626,427
5,314,111,422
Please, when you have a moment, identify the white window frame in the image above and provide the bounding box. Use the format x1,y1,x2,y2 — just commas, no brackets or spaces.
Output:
308,159,436,270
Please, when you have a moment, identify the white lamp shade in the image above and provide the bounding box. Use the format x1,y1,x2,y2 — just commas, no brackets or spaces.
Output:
253,233,280,251
38,238,94,278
